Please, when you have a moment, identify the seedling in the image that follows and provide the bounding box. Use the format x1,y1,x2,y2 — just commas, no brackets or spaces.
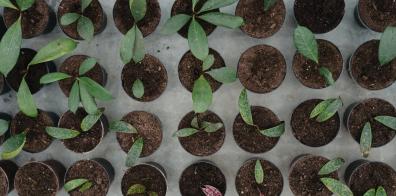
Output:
293,26,335,87
254,160,266,196
173,115,223,137
310,98,343,122
238,89,285,137
60,0,95,41
127,184,158,196
264,0,277,11
318,157,353,196
161,0,244,60
40,57,113,115
363,186,387,196
379,26,396,66
64,178,93,193
201,185,222,196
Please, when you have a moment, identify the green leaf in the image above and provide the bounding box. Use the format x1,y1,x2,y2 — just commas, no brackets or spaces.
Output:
238,89,253,125
376,186,387,196
0,0,17,9
294,26,319,64
173,128,199,137
79,82,98,115
360,122,372,158
191,117,199,129
188,18,209,61
132,79,144,98
320,178,353,196
79,77,113,101
17,78,38,118
1,133,26,160
255,160,264,184
129,0,147,22
310,99,335,119
126,137,144,167
201,121,223,133
109,121,138,133
264,0,277,11
68,81,80,113
379,26,396,66
81,0,93,12
319,67,335,87
199,0,238,13
192,0,199,11
45,127,80,139
318,157,345,175
81,110,103,131
206,67,237,84
40,72,71,84
202,54,215,71
192,75,212,113
120,25,145,64
363,189,376,196
79,181,93,192
16,0,34,11
60,13,81,26
64,179,89,192
375,116,396,130
79,57,96,75
148,192,159,196
127,184,146,195
259,122,285,137
77,16,94,41
199,12,244,29
316,98,343,122
0,119,9,136
161,14,191,35
29,38,78,66
0,17,21,76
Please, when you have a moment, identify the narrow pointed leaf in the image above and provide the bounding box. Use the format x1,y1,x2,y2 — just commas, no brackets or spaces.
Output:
188,18,208,61
120,26,136,64
255,160,264,184
206,67,237,84
199,0,238,13
79,77,113,101
68,82,80,113
109,121,138,133
78,181,93,192
29,38,78,65
16,0,34,11
173,128,199,137
40,72,71,84
79,57,97,75
316,98,343,122
161,14,191,35
60,13,80,26
199,12,244,29
0,17,22,76
81,0,93,12
132,79,144,98
376,186,387,196
239,89,253,125
360,122,372,158
318,158,345,175
1,133,26,160
126,137,144,167
132,26,145,63
0,119,9,136
79,82,98,115
45,127,80,139
127,184,146,195
259,122,285,137
202,54,215,71
81,111,103,131
201,185,222,196
320,178,353,196
310,99,335,119
192,76,212,113
201,121,223,133
17,78,38,118
77,16,94,41
0,0,17,9
129,0,147,22
363,189,376,196
374,116,396,130
191,117,199,129
319,67,335,86
294,26,319,64
264,0,277,11
64,179,89,192
379,26,396,66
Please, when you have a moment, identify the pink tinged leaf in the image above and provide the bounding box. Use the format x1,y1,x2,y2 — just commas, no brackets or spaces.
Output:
201,185,222,196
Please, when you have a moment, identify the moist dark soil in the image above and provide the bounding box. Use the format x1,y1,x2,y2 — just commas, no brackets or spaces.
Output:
10,110,57,153
59,55,106,97
291,99,340,147
294,0,345,33
233,106,281,153
289,155,339,196
179,162,226,196
121,164,167,196
357,0,396,32
177,111,225,156
113,0,161,36
238,45,286,93
58,0,107,40
171,0,219,38
65,160,111,196
3,0,55,39
179,48,225,92
59,108,108,153
236,0,286,38
236,159,283,196
349,40,396,90
121,54,168,102
346,98,396,147
293,39,343,89
0,160,18,195
345,161,396,195
117,111,162,157
6,48,53,94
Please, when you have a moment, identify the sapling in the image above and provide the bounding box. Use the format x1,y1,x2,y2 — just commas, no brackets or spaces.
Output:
64,178,93,193
254,160,265,196
318,157,353,196
310,98,343,122
173,115,223,137
127,184,159,196
378,26,396,66
294,26,335,87
363,186,387,196
201,185,222,196
60,0,96,41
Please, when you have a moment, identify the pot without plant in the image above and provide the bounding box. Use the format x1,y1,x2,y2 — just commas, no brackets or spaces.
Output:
0,113,12,145
0,160,18,196
355,0,396,32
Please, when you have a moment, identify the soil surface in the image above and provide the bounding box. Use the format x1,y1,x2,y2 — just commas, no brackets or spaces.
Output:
238,45,286,93
289,155,339,196
233,106,281,153
121,164,167,196
350,40,396,90
294,0,345,33
0,160,18,196
113,0,161,36
179,162,226,196
177,111,225,156
291,99,340,147
293,39,343,89
236,0,286,38
346,98,396,147
117,111,162,157
358,0,396,32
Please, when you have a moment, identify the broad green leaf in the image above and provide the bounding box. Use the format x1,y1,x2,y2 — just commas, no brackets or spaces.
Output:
199,12,244,29
0,17,21,76
148,192,159,196
310,99,335,119
360,122,372,158
29,38,78,66
45,127,80,139
255,160,264,184
188,18,208,61
199,0,238,13
79,181,93,192
17,78,38,118
319,67,335,87
79,57,96,75
64,179,89,192
294,26,319,64
379,26,396,66
81,110,103,131
1,133,26,160
60,13,80,26
127,184,146,195
132,27,145,63
120,25,145,64
191,117,199,129
192,76,212,113
376,186,387,196
0,0,17,9
161,14,191,35
16,0,34,11
202,54,214,71
126,137,144,167
132,79,144,98
318,157,345,175
264,0,277,11
68,81,80,113
316,98,343,122
238,89,253,125
320,178,353,196
0,119,9,136
206,67,237,84
173,128,199,137
129,0,147,22
201,121,223,133
81,0,93,12
79,82,98,115
79,77,113,101
363,189,376,196
375,116,396,130
77,16,94,41
192,0,198,11
40,72,71,84
259,122,285,137
109,121,138,133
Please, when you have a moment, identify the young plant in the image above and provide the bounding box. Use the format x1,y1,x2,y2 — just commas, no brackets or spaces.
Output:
364,186,387,196
161,0,244,60
64,178,93,193
310,98,343,122
173,115,223,137
40,57,113,115
294,26,335,87
201,185,222,196
379,26,396,66
264,0,277,11
60,0,95,41
254,160,265,196
127,184,158,196
238,89,285,137
318,157,353,196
